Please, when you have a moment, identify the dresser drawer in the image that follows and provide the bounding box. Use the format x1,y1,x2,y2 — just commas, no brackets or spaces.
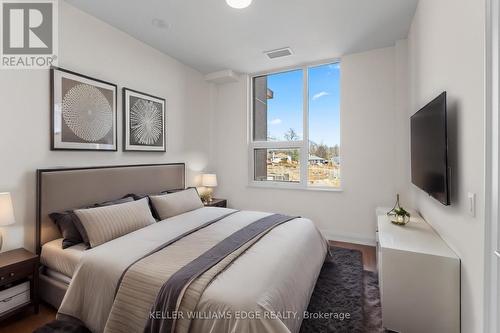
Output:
0,249,39,319
0,281,30,315
0,264,34,285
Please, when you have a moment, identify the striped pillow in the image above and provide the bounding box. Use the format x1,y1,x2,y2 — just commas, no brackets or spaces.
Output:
149,188,204,220
73,198,155,248
50,196,135,249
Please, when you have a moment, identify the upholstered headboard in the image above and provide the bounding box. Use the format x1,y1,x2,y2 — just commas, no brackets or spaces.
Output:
36,163,185,254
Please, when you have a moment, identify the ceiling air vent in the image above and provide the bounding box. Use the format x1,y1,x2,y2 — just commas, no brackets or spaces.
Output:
264,47,293,59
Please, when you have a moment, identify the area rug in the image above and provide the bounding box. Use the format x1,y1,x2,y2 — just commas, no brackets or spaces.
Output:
300,247,384,333
363,271,384,333
33,320,91,333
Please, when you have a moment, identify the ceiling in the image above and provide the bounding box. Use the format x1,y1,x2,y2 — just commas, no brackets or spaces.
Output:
65,0,419,74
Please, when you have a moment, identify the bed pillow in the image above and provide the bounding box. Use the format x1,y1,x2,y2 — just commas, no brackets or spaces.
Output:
129,189,189,220
161,188,185,194
48,211,82,249
73,198,155,248
92,196,135,208
49,196,135,249
149,188,204,220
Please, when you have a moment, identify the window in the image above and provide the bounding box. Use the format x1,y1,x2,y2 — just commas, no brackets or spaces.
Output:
250,62,341,189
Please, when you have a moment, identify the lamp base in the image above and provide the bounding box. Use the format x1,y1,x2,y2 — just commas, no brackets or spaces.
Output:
200,188,214,204
0,232,3,252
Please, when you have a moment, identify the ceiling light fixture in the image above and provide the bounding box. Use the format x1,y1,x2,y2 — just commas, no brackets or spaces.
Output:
226,0,253,9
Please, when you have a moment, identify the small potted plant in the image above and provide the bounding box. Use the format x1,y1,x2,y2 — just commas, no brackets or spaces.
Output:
391,207,411,225
387,194,411,226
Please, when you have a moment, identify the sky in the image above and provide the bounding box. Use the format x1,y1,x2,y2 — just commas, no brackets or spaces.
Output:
266,63,340,147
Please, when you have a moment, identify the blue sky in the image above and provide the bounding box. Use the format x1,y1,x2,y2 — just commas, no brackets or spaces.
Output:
266,63,340,147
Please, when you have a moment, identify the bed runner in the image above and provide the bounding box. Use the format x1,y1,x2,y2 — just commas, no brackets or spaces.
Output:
144,213,297,333
114,210,240,297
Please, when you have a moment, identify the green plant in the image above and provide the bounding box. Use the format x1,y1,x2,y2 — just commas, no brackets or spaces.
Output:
394,207,410,217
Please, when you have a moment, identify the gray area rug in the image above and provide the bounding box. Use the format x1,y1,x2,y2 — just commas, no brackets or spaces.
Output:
363,271,384,333
300,247,384,333
33,320,91,333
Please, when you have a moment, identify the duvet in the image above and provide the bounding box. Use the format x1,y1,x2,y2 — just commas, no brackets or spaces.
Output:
57,207,329,333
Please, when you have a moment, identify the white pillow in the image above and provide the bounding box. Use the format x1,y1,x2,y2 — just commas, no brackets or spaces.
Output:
149,188,204,220
74,198,155,248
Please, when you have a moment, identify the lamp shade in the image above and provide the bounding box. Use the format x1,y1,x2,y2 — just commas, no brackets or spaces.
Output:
201,174,218,187
0,192,15,226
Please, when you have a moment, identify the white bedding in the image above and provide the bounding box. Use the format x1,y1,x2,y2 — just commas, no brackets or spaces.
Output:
189,211,327,333
58,207,328,333
41,238,87,278
45,267,72,285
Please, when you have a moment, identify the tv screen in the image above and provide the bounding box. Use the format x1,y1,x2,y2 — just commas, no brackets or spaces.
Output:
411,92,450,205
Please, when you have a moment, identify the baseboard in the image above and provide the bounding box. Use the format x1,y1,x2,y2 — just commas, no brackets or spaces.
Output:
321,230,376,246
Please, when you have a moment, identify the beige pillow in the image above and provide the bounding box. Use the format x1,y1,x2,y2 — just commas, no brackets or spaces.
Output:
150,188,204,220
74,198,155,248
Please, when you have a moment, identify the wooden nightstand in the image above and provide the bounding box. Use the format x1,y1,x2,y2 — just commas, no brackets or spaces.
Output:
204,199,227,208
0,248,39,321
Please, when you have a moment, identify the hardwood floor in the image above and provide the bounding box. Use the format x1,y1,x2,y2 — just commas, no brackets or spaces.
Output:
0,241,376,333
0,304,56,333
330,240,377,272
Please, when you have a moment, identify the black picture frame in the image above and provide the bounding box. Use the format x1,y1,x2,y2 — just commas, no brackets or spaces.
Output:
122,87,166,152
50,66,118,151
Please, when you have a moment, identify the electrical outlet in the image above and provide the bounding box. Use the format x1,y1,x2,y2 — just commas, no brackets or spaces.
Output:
467,192,476,217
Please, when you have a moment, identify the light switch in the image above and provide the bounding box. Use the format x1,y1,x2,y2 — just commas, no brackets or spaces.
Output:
467,192,476,217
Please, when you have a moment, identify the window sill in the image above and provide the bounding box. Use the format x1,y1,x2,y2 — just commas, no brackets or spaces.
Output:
247,182,343,193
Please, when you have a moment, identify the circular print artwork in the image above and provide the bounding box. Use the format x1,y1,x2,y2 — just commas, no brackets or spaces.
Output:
62,84,113,142
130,99,163,145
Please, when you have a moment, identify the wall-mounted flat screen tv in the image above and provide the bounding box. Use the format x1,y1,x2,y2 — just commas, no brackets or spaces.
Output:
411,92,450,205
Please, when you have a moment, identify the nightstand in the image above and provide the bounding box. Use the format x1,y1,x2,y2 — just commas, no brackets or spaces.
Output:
0,248,39,321
204,198,227,208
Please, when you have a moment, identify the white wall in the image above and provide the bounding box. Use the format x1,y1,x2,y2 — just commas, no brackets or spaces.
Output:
407,0,486,332
0,2,213,252
211,46,409,245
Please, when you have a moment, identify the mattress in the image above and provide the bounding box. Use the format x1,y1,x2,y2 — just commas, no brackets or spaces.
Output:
40,238,86,278
44,267,72,285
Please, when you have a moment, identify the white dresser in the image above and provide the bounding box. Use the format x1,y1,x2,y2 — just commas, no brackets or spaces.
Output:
376,208,460,333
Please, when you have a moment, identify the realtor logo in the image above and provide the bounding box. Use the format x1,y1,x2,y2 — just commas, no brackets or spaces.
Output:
1,0,58,69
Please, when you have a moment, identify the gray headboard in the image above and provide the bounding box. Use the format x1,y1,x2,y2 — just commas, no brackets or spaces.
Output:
36,163,185,254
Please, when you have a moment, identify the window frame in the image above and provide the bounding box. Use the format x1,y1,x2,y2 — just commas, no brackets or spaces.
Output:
248,59,342,191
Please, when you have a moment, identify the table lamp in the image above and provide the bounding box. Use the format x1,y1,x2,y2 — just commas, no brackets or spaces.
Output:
201,174,218,203
0,192,16,251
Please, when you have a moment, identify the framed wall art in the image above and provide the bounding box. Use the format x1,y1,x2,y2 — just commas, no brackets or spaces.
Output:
51,67,117,151
123,88,166,152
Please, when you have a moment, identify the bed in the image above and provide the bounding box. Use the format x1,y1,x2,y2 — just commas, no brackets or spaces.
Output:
36,164,328,333
41,238,85,281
